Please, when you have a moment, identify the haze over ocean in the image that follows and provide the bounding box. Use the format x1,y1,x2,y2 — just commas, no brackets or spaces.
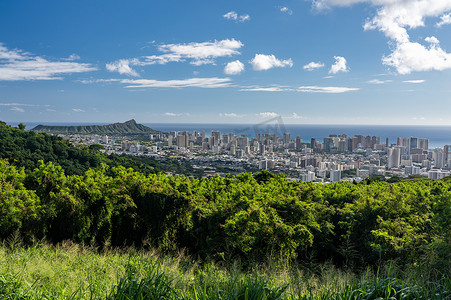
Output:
8,121,451,149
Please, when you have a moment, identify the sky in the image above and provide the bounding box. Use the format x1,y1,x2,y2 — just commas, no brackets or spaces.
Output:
1,0,451,125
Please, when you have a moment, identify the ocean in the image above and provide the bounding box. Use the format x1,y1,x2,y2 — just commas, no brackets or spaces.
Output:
7,121,451,149
145,123,451,149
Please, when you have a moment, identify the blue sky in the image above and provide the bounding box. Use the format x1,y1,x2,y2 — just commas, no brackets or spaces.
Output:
1,0,451,125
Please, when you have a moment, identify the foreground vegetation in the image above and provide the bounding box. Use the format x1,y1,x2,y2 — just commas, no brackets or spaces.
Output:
1,121,450,298
1,156,450,270
1,240,449,299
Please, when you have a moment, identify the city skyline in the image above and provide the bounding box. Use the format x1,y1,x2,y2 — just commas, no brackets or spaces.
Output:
1,0,451,125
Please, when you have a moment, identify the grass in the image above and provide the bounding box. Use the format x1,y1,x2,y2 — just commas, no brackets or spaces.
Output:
0,240,449,299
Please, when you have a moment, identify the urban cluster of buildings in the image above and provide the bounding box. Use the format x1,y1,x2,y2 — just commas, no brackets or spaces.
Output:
64,130,451,182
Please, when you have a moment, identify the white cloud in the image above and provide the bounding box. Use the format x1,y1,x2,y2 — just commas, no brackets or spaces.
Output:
0,43,96,81
314,0,451,74
224,60,245,75
425,36,440,45
0,102,38,106
121,77,232,89
403,79,425,83
329,56,349,74
164,112,190,117
437,12,451,27
303,61,325,71
223,11,250,22
106,39,243,75
256,112,279,118
106,59,139,76
158,39,243,64
10,106,25,112
240,84,358,93
298,86,359,93
66,54,80,61
72,108,85,112
220,113,245,118
286,113,303,119
79,78,121,84
240,86,293,92
164,112,180,116
383,37,451,74
367,79,392,84
280,7,293,15
250,54,293,71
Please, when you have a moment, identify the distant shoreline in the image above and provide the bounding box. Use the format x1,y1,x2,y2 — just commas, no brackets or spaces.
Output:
5,121,451,149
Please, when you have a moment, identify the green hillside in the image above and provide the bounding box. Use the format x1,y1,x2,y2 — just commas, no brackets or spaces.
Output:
31,119,159,135
0,121,195,176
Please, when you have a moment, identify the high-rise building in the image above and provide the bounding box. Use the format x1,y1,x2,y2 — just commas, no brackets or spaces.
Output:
338,139,348,152
419,138,429,150
409,137,418,154
295,136,302,150
435,150,446,169
310,138,316,149
211,131,221,146
444,145,451,161
388,147,401,169
330,170,341,183
324,137,334,152
236,136,248,149
176,133,189,148
283,132,290,144
402,137,410,153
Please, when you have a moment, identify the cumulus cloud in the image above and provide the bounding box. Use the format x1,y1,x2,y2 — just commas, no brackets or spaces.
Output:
329,56,349,74
106,39,244,75
313,0,451,74
403,79,425,83
250,54,293,71
0,43,96,81
382,37,451,74
303,61,325,71
224,60,245,75
223,11,250,22
66,54,80,61
121,77,232,89
72,108,85,112
286,113,302,119
437,12,451,27
106,59,140,76
280,7,293,15
298,86,359,93
257,112,279,118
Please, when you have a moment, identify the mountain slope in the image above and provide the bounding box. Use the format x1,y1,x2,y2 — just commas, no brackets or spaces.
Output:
31,119,159,135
